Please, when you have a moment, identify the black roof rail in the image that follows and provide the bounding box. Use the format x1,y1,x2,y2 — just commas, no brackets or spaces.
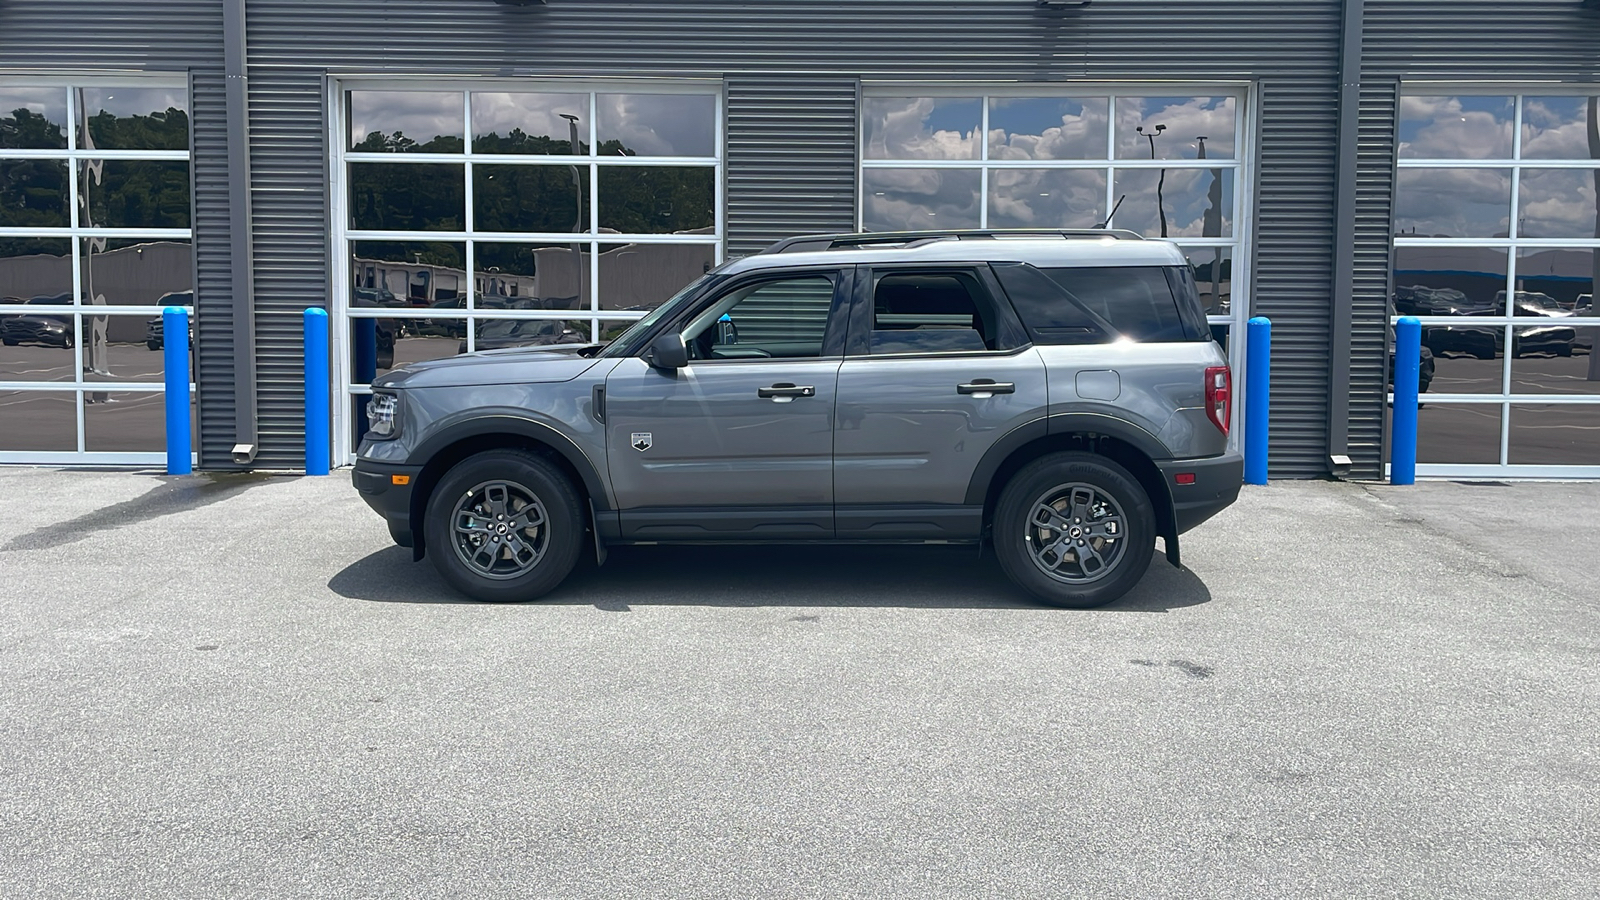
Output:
761,228,1146,254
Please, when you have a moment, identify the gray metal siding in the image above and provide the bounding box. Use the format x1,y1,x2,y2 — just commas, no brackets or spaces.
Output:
190,68,239,469
234,0,1343,473
1349,81,1399,480
725,77,858,257
1352,1,1600,476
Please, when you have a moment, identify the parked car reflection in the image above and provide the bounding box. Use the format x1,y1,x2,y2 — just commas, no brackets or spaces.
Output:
1,293,74,348
461,318,588,354
1497,290,1578,358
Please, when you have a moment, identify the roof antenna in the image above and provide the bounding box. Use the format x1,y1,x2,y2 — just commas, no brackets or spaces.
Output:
1094,194,1126,230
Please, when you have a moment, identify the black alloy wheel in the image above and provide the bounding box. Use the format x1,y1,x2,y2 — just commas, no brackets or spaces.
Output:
424,449,584,602
993,452,1156,609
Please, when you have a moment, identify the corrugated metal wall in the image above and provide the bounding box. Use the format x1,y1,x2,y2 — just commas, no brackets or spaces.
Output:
725,77,859,257
233,0,1343,474
190,68,238,468
1354,1,1600,477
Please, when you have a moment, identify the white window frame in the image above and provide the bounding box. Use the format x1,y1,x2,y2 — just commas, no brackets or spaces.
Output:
857,83,1256,440
1391,84,1600,480
327,78,724,464
0,74,195,466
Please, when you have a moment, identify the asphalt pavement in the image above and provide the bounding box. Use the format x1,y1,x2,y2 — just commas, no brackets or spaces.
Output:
0,469,1596,898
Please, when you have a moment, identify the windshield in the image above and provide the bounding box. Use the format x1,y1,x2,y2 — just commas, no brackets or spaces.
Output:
595,273,721,358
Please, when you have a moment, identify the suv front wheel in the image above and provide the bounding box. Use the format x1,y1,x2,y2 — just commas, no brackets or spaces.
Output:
424,449,584,602
993,452,1156,609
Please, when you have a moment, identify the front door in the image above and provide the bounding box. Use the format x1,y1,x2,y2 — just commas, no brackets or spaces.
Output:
603,270,848,540
833,264,1048,539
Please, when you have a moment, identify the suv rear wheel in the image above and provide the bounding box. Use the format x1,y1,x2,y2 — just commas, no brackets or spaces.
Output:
424,449,584,602
993,452,1156,608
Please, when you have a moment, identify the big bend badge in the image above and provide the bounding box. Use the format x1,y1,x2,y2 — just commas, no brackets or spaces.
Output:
631,432,653,452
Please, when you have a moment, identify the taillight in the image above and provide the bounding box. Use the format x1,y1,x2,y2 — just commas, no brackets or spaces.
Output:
1204,365,1231,436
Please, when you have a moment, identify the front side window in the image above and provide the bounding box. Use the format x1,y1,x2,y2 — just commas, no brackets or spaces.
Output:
684,275,837,361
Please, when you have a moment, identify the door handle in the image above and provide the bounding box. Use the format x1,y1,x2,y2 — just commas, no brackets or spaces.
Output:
957,379,1016,395
758,383,816,400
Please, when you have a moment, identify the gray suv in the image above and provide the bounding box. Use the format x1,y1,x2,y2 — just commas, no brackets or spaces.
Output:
353,229,1242,608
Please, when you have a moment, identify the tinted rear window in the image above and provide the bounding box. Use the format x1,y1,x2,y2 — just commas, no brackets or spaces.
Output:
1040,266,1201,342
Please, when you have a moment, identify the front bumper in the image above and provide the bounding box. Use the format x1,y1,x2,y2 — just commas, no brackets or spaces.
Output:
353,458,422,547
1156,451,1244,534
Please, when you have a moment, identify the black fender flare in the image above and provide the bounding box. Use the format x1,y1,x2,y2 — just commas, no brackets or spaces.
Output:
408,411,612,510
963,413,1182,567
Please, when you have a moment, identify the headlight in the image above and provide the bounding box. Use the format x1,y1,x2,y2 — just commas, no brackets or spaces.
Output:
366,391,400,439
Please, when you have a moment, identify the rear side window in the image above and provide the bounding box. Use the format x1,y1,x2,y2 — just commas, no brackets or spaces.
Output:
1040,266,1205,342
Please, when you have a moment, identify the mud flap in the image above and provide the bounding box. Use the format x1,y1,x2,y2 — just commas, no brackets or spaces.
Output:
590,499,608,567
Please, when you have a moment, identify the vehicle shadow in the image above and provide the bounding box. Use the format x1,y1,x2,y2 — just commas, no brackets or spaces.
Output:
328,543,1211,612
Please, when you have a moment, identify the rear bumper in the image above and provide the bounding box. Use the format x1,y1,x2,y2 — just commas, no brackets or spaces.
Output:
353,459,422,546
1156,451,1243,534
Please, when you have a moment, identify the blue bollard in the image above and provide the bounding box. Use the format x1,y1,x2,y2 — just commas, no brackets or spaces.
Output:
162,306,191,475
1244,316,1271,485
304,307,330,475
1392,316,1421,485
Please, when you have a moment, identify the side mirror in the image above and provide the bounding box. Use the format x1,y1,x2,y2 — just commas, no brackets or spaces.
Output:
646,332,689,369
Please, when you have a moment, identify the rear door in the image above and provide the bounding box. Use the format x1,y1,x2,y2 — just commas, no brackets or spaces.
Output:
832,263,1047,540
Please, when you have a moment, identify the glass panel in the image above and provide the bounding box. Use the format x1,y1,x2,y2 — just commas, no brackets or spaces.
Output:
347,91,464,153
862,98,980,160
81,312,180,383
1397,95,1513,160
1508,403,1600,465
0,160,69,229
1181,246,1233,317
76,87,189,152
1516,247,1596,312
596,93,716,158
1510,326,1600,395
0,236,71,304
349,240,466,309
1,310,75,381
1520,95,1600,161
1393,246,1508,313
861,168,981,232
0,87,67,149
1115,96,1237,160
348,163,464,232
471,92,589,154
1393,168,1510,238
986,168,1106,229
987,97,1109,160
474,316,590,351
0,390,76,450
80,238,192,308
1417,326,1505,394
473,163,588,235
1517,168,1600,239
1110,168,1233,238
348,316,465,386
83,390,175,452
596,166,713,234
80,160,192,230
475,242,589,311
596,241,714,312
1415,403,1502,465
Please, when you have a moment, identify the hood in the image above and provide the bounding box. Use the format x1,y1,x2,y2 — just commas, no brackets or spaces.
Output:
376,343,602,389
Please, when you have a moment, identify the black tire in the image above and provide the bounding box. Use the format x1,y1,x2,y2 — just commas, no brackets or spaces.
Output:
1556,344,1573,357
1,338,16,346
424,449,584,602
993,452,1156,609
146,340,162,351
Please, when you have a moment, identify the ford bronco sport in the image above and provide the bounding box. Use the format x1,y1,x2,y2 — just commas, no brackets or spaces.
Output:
352,229,1243,608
